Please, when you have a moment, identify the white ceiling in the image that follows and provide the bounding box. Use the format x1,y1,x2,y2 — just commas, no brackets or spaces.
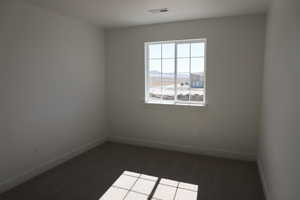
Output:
24,0,269,28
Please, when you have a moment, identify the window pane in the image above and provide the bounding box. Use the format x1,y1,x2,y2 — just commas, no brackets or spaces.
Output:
191,58,204,73
162,59,175,74
191,43,205,57
190,58,204,102
162,43,175,58
177,58,190,102
149,44,161,59
177,43,190,58
177,58,189,73
149,59,161,73
149,59,161,102
190,88,204,103
162,59,175,102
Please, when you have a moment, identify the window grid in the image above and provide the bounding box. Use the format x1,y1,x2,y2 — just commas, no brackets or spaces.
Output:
145,39,206,106
149,57,204,60
174,43,177,105
188,43,191,102
160,44,163,104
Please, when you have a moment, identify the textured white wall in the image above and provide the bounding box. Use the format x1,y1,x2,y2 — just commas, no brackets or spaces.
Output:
259,0,300,199
0,0,107,192
106,15,266,160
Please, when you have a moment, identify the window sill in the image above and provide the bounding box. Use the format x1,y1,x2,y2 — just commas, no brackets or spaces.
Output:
144,101,207,109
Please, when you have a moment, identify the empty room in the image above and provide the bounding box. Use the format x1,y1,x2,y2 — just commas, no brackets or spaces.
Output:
0,0,299,199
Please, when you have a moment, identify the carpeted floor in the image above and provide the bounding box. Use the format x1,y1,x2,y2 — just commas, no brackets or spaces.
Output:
0,142,265,200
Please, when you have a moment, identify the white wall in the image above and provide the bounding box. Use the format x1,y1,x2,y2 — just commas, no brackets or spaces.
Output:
259,0,300,199
106,15,266,160
0,0,107,192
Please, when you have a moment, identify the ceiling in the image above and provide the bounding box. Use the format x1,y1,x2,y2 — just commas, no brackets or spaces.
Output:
24,0,269,28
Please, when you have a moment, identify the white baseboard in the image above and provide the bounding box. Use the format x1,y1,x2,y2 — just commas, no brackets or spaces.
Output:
109,135,256,161
0,137,107,194
257,159,271,200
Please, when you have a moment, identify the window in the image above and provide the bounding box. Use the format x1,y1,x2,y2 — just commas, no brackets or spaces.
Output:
145,39,206,106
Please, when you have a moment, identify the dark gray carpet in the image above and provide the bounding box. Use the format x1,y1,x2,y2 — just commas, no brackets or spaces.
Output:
0,142,265,200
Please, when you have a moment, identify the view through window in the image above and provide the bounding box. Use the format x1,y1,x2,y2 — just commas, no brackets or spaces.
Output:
145,39,206,106
99,171,198,200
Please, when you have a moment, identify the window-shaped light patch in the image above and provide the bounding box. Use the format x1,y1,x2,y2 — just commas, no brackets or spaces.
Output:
152,178,198,200
99,171,158,200
99,171,198,200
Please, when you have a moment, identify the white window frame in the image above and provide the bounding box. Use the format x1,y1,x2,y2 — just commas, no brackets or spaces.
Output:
144,38,207,107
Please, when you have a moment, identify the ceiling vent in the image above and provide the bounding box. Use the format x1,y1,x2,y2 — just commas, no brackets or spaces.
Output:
148,8,169,14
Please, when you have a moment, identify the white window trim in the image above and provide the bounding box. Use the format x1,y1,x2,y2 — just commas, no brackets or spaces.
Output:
144,38,207,107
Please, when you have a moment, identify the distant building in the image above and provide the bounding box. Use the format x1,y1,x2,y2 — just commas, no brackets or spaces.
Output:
190,73,204,88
